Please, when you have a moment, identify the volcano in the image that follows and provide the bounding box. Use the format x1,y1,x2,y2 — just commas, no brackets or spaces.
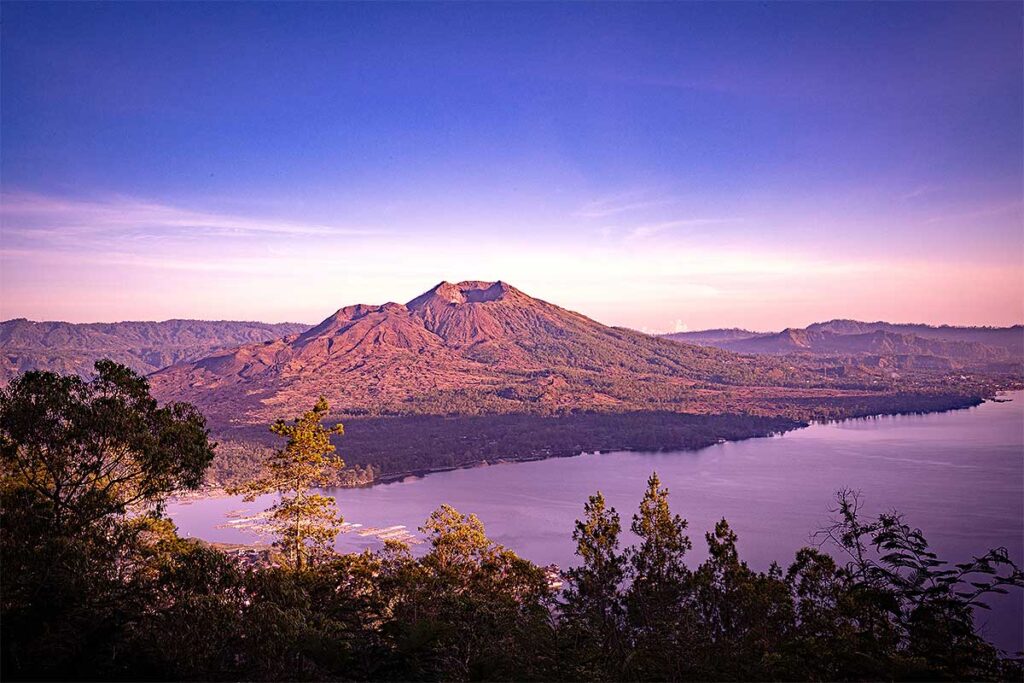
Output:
146,280,929,427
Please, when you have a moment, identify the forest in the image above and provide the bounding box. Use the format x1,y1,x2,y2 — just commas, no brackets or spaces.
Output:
208,389,987,488
209,411,804,488
2,362,1022,681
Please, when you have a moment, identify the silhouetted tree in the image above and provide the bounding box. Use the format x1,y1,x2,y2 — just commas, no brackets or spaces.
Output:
624,472,696,679
0,360,213,534
0,361,215,680
560,491,627,680
814,488,1024,679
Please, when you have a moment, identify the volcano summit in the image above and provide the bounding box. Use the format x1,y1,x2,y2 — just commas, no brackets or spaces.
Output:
148,281,981,430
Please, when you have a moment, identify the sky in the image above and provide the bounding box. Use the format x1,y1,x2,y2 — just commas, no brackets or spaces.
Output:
1,2,1021,332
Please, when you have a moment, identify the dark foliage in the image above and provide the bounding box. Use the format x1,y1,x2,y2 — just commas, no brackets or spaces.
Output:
2,364,1021,681
208,392,992,489
0,362,215,679
212,411,804,488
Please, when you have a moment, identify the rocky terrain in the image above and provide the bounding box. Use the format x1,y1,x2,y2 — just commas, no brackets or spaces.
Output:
0,318,310,383
146,281,993,431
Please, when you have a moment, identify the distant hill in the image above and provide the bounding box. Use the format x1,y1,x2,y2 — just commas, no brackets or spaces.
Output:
805,320,1024,355
663,320,1023,370
0,318,311,382
663,328,766,345
716,329,1005,360
147,280,915,428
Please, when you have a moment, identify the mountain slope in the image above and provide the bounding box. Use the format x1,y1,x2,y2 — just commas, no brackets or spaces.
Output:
664,328,766,345
664,320,1022,370
0,318,310,382
149,280,868,427
716,329,1005,360
805,320,1024,355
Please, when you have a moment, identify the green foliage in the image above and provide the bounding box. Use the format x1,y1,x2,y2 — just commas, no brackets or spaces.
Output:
560,492,628,680
376,505,556,680
556,486,1024,682
623,472,695,680
232,397,346,569
419,504,493,571
0,360,214,533
1,367,1021,681
812,489,1024,679
0,361,216,680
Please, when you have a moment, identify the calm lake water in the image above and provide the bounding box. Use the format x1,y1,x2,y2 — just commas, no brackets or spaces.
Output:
169,392,1024,652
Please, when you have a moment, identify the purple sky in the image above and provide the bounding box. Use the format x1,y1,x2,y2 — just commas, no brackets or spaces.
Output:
1,2,1021,331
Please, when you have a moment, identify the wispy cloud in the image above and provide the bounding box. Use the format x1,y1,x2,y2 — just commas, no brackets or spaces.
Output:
921,201,1023,225
901,185,941,201
576,198,677,218
627,217,740,239
574,189,678,219
0,192,380,241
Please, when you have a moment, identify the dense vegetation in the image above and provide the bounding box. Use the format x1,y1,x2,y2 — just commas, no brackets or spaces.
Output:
2,363,1022,681
210,411,803,488
208,390,986,488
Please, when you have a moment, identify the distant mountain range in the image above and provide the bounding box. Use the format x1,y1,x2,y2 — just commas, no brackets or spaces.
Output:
148,280,844,426
0,318,310,383
4,284,1016,432
806,320,1024,354
665,320,1023,370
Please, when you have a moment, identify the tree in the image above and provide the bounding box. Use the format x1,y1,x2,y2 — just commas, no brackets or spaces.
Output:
0,360,214,534
815,489,1024,680
624,472,695,679
234,397,344,569
367,505,555,681
560,491,627,680
420,504,493,573
629,471,692,589
688,518,797,679
0,361,215,680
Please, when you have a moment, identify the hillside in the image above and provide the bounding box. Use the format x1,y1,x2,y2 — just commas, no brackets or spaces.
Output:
662,328,766,345
715,329,1006,361
0,318,310,382
805,319,1024,355
147,281,985,430
664,320,1022,371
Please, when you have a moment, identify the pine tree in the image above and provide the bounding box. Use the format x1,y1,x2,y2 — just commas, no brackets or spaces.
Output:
234,397,344,569
629,471,691,588
561,491,626,679
624,472,694,679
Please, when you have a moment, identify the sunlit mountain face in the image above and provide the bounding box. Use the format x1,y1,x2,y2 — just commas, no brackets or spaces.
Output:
141,280,1000,430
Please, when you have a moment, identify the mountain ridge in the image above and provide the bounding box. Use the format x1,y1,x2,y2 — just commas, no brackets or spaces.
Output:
145,280,992,430
663,319,1023,365
0,318,311,382
147,281,811,424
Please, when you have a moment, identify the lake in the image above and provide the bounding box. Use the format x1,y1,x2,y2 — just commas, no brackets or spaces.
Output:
169,391,1024,652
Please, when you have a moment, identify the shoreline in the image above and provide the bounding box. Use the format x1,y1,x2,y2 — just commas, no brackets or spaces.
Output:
367,424,804,487
370,393,1004,486
173,391,1004,502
